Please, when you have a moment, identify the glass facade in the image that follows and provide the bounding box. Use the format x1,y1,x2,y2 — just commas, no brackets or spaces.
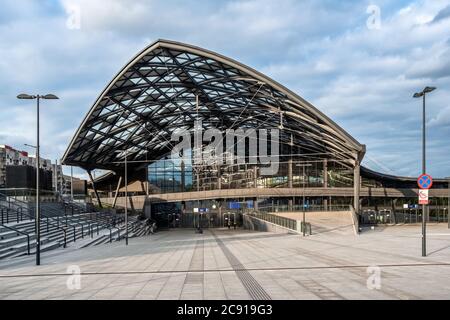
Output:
147,158,357,194
148,158,193,193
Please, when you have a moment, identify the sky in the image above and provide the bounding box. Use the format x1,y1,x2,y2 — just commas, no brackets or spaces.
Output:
0,0,449,179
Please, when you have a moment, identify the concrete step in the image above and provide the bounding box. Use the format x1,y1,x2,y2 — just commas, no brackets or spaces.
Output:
0,230,23,240
0,240,61,260
0,234,36,247
80,235,109,248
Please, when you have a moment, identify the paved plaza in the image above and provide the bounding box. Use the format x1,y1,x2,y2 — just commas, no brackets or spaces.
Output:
1,225,450,300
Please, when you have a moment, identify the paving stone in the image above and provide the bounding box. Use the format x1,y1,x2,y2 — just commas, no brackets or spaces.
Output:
1,226,450,300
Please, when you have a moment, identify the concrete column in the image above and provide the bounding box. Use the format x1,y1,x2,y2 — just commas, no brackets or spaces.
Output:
218,200,223,227
323,159,328,188
254,166,258,188
354,162,360,213
253,198,258,211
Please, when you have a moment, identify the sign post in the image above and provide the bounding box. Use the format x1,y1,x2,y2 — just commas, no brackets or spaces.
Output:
418,174,433,257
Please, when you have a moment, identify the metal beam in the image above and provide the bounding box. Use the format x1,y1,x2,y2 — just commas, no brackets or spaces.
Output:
88,170,103,209
112,175,123,209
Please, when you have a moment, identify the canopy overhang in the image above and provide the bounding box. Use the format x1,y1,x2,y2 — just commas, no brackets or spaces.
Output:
62,39,365,172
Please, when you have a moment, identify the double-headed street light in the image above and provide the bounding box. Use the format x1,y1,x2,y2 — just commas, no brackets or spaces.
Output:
17,94,59,266
413,86,436,257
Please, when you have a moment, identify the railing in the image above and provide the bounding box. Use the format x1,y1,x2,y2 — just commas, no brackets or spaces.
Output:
258,204,351,213
299,221,312,235
349,205,359,235
248,212,297,230
0,191,139,246
0,191,91,246
0,224,31,255
0,206,26,224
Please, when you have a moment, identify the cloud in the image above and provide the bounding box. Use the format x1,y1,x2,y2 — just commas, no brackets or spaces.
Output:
0,0,450,179
430,4,450,23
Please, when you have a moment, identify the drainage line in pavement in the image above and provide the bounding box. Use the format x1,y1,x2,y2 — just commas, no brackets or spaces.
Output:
2,262,450,279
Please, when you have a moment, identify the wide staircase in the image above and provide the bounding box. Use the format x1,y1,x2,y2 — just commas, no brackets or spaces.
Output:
0,193,149,260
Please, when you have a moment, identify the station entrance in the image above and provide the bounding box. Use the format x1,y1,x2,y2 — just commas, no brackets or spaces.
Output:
150,201,246,229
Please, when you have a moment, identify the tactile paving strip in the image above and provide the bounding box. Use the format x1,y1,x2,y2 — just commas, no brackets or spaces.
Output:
212,232,271,300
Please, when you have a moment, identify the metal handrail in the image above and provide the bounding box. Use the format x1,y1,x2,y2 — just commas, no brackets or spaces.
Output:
1,192,126,245
1,193,78,247
0,224,31,255
249,211,297,230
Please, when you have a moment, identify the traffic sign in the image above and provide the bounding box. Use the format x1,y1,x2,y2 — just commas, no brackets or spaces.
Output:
417,174,433,190
418,189,429,205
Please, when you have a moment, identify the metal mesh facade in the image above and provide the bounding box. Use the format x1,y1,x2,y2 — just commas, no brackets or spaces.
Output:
62,40,365,172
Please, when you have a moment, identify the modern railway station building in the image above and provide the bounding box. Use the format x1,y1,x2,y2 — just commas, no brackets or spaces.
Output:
61,40,450,228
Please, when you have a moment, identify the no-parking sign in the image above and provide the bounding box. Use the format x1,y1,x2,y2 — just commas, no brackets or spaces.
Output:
417,174,433,189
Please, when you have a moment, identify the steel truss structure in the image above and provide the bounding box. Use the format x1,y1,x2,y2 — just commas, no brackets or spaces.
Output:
62,40,365,172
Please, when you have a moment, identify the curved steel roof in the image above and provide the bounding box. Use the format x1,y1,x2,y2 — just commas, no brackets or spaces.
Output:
62,39,365,171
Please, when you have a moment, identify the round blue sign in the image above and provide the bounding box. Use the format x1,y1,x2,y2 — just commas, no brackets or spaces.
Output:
417,174,433,189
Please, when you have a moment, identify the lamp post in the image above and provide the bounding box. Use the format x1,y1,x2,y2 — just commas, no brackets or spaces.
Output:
17,94,59,266
296,163,312,236
71,166,74,202
413,86,436,257
115,150,128,245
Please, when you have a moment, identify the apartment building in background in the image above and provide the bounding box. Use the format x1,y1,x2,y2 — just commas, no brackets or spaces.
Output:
0,144,63,191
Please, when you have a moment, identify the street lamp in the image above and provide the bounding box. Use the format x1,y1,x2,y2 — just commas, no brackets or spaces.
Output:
413,86,436,257
17,93,59,266
115,149,128,245
296,163,312,236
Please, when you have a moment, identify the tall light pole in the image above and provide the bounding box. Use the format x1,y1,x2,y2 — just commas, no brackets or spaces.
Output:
413,86,436,257
17,94,59,266
71,166,74,202
115,150,128,245
296,163,312,236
